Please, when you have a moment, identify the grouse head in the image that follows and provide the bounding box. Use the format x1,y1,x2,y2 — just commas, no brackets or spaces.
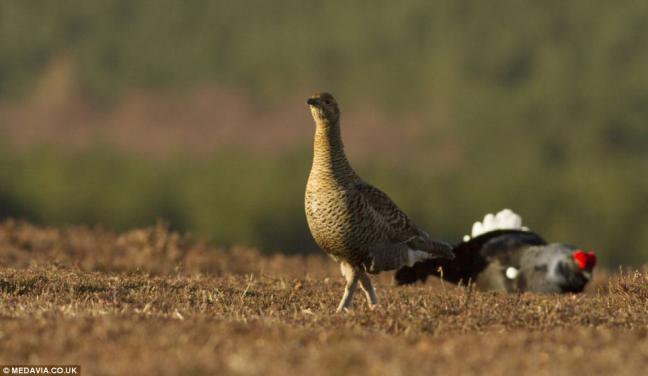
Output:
306,92,340,125
572,249,597,274
554,247,597,293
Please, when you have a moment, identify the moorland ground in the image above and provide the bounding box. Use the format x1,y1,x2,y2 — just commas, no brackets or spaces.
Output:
0,221,646,375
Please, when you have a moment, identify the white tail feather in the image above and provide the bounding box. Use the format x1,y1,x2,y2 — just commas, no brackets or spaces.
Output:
465,209,529,241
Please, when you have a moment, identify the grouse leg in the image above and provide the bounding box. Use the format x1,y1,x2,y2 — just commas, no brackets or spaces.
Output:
358,271,378,308
336,262,359,313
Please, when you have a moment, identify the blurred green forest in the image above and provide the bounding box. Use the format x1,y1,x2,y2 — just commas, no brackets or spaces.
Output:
0,0,647,266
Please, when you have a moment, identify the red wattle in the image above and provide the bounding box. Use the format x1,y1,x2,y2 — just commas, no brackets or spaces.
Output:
573,250,588,270
586,251,597,268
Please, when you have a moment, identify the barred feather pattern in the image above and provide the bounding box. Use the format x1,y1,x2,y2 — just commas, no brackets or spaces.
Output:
305,94,451,271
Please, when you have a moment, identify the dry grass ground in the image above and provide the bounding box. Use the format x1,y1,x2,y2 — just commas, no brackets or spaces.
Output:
0,221,646,375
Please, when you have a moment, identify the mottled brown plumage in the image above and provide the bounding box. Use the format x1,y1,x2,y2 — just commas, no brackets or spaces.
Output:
305,92,454,312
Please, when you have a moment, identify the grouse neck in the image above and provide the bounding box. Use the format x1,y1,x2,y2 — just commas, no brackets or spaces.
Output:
312,120,355,180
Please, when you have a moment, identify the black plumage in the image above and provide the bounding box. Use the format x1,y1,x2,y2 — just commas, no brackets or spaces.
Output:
395,228,596,293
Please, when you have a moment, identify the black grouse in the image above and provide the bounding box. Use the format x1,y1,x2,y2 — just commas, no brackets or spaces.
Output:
394,209,597,293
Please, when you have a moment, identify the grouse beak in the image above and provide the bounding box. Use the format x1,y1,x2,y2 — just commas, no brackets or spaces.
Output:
306,97,319,106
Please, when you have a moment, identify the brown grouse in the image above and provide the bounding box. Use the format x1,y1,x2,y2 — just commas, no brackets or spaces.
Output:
305,92,454,312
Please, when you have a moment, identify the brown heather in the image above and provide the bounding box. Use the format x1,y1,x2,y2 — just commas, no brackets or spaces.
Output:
0,220,646,375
